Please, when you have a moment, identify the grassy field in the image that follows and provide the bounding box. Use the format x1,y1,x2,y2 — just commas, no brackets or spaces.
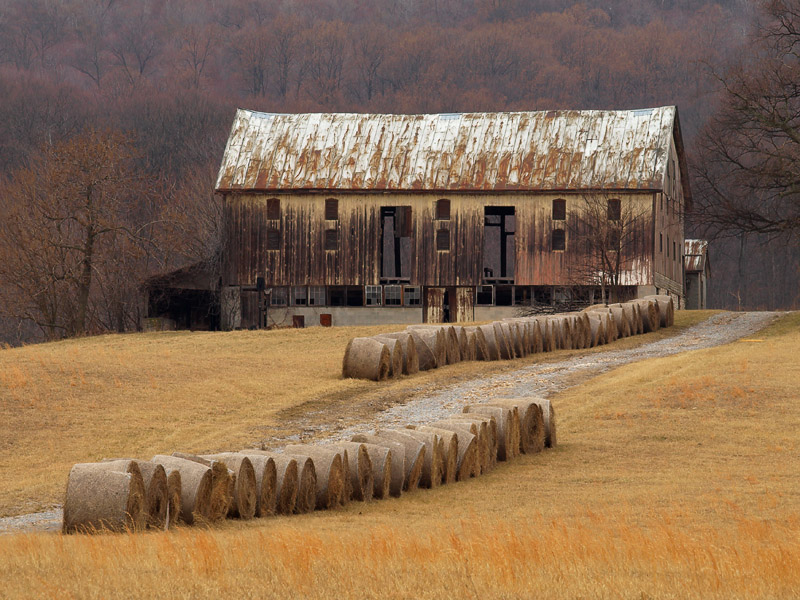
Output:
0,310,714,517
0,310,797,598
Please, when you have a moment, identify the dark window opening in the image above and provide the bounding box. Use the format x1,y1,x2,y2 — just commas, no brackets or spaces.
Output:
667,236,670,257
365,285,382,306
267,198,281,220
325,198,339,220
495,285,513,306
673,241,677,261
347,286,364,307
381,206,412,280
436,228,450,251
267,227,280,250
552,199,566,221
436,199,450,220
514,286,531,306
607,199,621,220
552,228,566,251
324,228,338,250
328,286,346,306
476,285,493,305
483,206,515,282
533,286,553,306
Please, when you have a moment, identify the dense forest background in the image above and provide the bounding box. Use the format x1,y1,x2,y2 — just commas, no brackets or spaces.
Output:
0,0,797,342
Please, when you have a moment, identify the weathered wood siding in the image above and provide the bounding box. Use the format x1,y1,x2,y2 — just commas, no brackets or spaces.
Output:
652,135,685,294
222,191,659,289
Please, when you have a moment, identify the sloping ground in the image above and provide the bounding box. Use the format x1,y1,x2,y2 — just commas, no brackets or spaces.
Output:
0,312,797,599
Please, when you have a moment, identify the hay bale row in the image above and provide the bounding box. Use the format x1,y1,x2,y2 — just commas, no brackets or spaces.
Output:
342,296,675,381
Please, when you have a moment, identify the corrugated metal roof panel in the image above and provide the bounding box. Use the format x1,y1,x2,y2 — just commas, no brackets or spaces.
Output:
684,239,709,272
216,107,679,192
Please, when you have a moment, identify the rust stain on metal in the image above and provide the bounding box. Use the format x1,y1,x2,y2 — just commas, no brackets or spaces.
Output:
684,239,708,272
215,107,684,195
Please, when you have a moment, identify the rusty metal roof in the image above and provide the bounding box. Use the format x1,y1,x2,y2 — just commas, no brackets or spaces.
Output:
216,107,683,193
684,239,709,273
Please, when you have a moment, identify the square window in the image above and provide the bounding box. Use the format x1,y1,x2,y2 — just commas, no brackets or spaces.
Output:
270,287,288,306
607,199,621,220
328,287,346,306
325,198,338,220
267,227,280,250
436,228,450,251
309,286,325,306
404,286,421,306
365,285,382,306
436,199,450,220
324,228,338,250
476,285,493,305
552,199,566,221
552,228,566,251
290,286,308,306
267,198,281,220
384,285,402,306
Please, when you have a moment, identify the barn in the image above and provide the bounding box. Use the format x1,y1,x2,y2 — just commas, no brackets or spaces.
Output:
165,106,690,329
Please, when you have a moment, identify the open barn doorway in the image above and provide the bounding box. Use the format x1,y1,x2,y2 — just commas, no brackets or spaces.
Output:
483,207,515,282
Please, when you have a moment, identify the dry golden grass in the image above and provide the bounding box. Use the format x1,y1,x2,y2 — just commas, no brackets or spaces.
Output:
0,311,798,598
0,311,713,517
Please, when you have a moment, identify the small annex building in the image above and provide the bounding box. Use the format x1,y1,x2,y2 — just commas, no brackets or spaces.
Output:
153,106,691,330
684,239,710,309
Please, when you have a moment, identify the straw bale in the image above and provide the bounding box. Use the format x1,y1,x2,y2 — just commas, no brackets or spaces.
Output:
410,425,458,484
465,326,490,361
151,455,212,524
607,305,631,337
351,434,405,497
165,469,182,528
172,453,231,522
428,420,481,478
201,454,257,520
102,459,168,530
547,318,563,350
618,302,639,335
418,425,475,481
352,442,392,499
494,322,514,359
406,330,438,371
63,461,147,534
644,295,675,327
451,414,498,467
453,326,469,360
477,324,501,360
541,318,557,352
240,451,293,515
407,327,446,367
634,299,659,332
586,313,606,347
374,336,403,378
464,405,520,461
327,442,374,502
342,337,391,381
372,430,428,490
529,399,557,448
503,321,526,357
443,325,462,364
488,399,545,454
284,445,345,510
381,331,420,374
284,455,317,513
396,429,444,488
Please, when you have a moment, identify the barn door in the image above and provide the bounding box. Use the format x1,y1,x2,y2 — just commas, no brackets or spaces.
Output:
424,287,445,323
454,287,474,323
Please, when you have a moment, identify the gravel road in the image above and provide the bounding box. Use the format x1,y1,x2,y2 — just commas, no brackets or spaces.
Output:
0,311,778,535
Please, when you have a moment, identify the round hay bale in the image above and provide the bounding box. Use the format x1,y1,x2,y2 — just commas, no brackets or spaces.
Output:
418,425,474,481
528,320,543,353
260,455,298,515
412,325,460,364
342,337,391,381
371,430,428,490
494,322,514,359
477,324,501,360
164,469,182,529
503,321,526,358
450,414,497,467
351,434,406,498
464,405,520,461
351,442,392,499
618,302,639,335
151,455,212,524
406,330,438,371
529,398,557,448
547,318,563,350
283,455,317,514
429,420,481,478
440,417,490,473
102,459,168,530
373,336,403,378
464,326,489,361
644,295,674,328
233,452,278,517
453,326,470,361
284,445,345,510
201,454,258,520
172,453,231,522
381,332,420,375
327,442,374,502
411,425,458,484
607,304,632,337
396,429,444,488
586,313,606,347
63,461,147,534
407,327,446,368
488,399,546,454
634,299,659,333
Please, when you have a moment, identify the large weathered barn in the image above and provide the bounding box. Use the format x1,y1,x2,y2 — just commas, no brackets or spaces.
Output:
178,106,690,329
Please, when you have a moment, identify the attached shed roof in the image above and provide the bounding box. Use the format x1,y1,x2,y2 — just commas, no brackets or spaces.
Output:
216,107,690,198
684,239,710,274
